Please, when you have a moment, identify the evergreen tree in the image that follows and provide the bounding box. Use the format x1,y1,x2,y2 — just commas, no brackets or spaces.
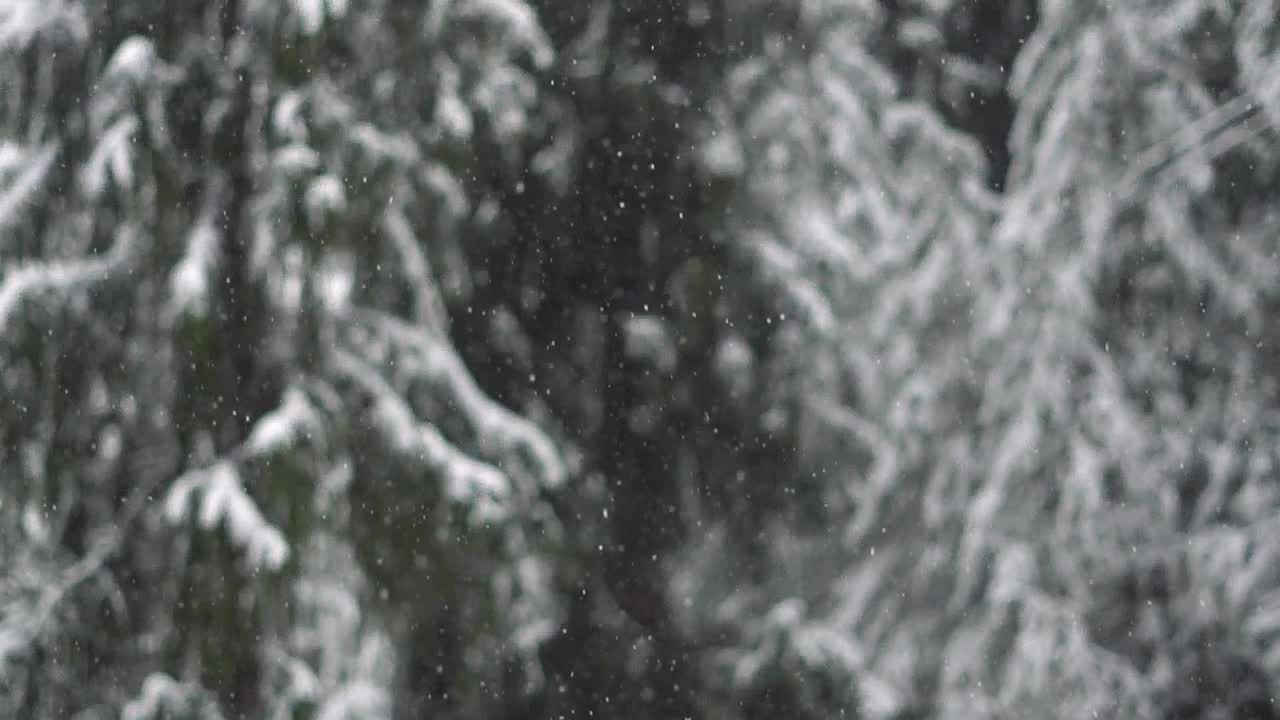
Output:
3,1,1280,718
2,1,563,717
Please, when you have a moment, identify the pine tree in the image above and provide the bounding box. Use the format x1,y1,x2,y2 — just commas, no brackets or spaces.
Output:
939,2,1280,716
2,1,563,717
5,1,1280,718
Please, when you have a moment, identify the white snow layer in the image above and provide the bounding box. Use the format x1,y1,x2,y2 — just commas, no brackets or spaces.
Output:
165,461,290,571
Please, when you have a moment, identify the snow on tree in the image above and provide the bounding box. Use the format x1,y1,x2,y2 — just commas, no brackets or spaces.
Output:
1,0,564,716
931,2,1280,717
5,1,1280,718
667,1,997,716
689,1,1280,718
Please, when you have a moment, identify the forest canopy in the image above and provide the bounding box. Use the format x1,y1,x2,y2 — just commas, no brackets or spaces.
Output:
2,1,1280,718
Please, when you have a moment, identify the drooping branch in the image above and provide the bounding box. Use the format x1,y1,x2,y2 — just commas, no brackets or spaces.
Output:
329,346,512,521
381,203,450,334
342,306,565,490
0,143,57,237
0,226,136,333
1119,92,1271,197
0,447,162,669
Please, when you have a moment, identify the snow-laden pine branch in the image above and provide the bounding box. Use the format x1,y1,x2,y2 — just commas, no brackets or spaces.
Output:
0,454,161,672
0,143,57,237
164,461,290,571
330,346,511,522
0,226,136,332
343,306,565,490
381,203,449,333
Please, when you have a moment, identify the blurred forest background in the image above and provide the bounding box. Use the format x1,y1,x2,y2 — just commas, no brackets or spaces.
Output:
2,0,1280,718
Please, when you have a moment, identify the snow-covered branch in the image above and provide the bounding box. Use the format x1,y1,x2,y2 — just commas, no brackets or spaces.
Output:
343,306,565,490
330,347,511,521
244,385,325,457
1119,92,1269,196
0,226,136,332
0,143,57,237
163,461,290,571
0,529,120,668
0,463,159,669
381,203,449,333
